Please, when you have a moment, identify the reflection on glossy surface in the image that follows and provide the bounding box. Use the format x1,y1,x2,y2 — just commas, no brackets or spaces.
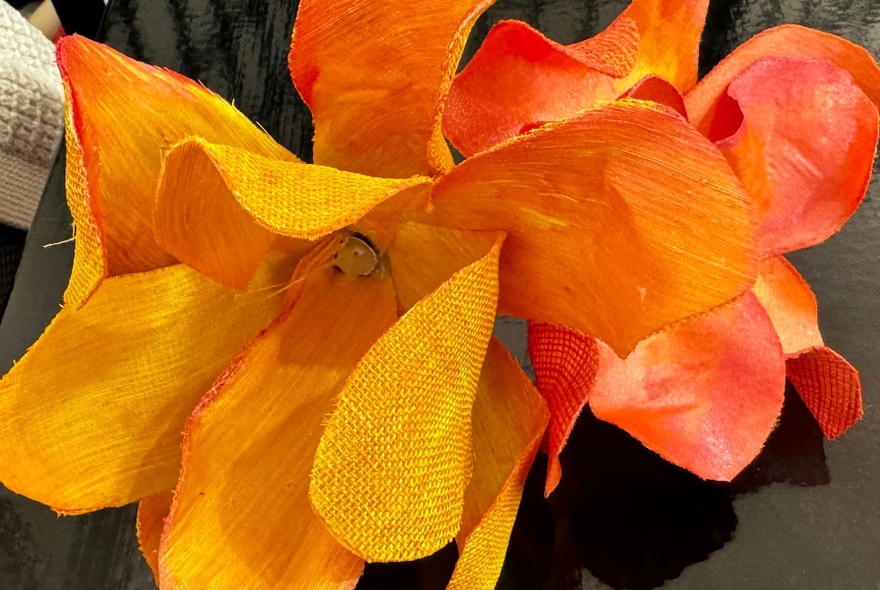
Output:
0,0,878,588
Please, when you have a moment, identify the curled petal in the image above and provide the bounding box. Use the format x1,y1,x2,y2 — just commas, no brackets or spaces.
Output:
590,295,786,481
155,139,430,288
709,57,878,255
430,100,757,356
620,75,688,117
290,0,495,176
137,491,173,584
787,347,862,440
159,267,397,589
687,24,880,133
56,36,294,304
527,323,599,496
616,0,710,93
752,256,823,356
311,236,503,561
448,340,548,590
444,19,636,156
0,254,298,512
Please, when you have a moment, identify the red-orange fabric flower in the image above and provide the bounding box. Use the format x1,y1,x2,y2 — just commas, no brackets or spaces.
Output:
0,1,817,589
444,0,879,492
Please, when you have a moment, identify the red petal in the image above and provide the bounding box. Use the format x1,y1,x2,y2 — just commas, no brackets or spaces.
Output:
444,19,636,156
787,347,862,439
589,295,786,481
687,24,880,133
710,57,878,255
620,75,688,117
527,323,599,496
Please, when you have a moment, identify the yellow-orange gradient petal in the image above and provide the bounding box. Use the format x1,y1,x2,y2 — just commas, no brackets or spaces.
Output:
447,339,548,590
589,295,786,481
752,256,823,356
57,36,296,304
137,491,173,584
686,24,880,134
155,139,431,289
429,100,756,356
527,323,600,496
444,18,637,157
787,347,862,440
159,267,397,590
709,57,878,256
615,0,710,93
290,0,495,177
0,254,297,512
311,237,503,562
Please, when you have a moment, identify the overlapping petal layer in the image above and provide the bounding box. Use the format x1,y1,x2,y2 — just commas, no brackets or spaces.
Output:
448,339,548,590
709,57,878,255
137,491,173,583
444,18,636,156
159,266,397,589
430,100,756,356
0,254,297,512
527,323,599,496
589,295,786,481
155,139,431,288
289,0,495,176
615,0,710,92
57,36,295,304
687,24,880,133
751,257,862,439
311,236,503,561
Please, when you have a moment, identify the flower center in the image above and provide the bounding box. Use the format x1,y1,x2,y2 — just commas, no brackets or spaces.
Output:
334,232,380,276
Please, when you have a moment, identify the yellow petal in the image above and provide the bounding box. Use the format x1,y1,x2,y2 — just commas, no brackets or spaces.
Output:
448,339,548,590
429,100,757,356
752,256,823,356
0,253,298,512
137,491,173,584
160,266,397,589
56,36,296,304
310,236,504,561
155,139,431,288
289,0,495,177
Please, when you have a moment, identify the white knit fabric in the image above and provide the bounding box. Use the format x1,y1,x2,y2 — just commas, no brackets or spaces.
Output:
0,2,63,229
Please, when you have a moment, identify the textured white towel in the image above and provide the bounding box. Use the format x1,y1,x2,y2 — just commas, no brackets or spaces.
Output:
0,2,63,229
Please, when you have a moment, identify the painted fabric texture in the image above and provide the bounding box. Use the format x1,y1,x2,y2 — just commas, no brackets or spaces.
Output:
0,1,876,590
442,0,880,494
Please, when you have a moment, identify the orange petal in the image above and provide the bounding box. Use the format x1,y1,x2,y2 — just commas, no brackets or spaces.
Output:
137,491,173,584
752,256,823,356
709,57,878,255
57,36,295,304
289,0,494,177
429,100,756,356
615,0,710,93
444,19,636,156
589,295,786,481
310,237,503,561
155,139,431,289
388,221,505,313
620,75,688,117
159,267,397,589
447,339,548,590
0,253,297,512
787,347,862,440
526,323,599,496
686,24,880,134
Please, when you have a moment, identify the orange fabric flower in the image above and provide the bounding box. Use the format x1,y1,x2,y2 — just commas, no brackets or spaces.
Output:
0,1,770,588
444,0,879,492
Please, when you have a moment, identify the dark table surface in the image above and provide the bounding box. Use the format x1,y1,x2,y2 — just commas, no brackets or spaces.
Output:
0,0,878,588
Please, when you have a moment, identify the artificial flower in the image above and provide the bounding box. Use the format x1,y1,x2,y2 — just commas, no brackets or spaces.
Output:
443,0,880,492
0,1,807,588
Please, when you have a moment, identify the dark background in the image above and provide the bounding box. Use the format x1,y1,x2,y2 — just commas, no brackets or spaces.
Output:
0,0,878,588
